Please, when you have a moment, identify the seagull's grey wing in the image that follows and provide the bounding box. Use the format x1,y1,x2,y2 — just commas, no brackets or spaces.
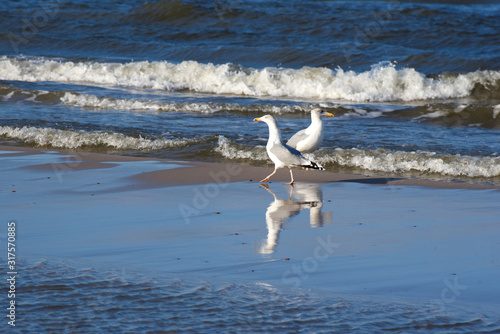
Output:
269,142,303,166
286,129,308,149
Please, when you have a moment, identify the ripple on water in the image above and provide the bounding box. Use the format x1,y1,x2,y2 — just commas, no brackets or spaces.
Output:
8,259,499,333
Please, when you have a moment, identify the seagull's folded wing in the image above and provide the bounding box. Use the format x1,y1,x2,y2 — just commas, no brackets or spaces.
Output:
286,129,308,149
269,142,305,167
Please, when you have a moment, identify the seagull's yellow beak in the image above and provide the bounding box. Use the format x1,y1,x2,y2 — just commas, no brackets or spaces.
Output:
254,117,261,122
325,112,334,117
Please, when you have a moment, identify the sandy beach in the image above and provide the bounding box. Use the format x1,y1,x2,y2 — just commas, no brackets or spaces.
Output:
1,145,499,331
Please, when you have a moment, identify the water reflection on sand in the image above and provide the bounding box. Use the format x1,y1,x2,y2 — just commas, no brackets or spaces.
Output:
258,183,332,254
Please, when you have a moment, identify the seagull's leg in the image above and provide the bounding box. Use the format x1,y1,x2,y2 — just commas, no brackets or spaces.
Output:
288,168,294,185
260,169,277,183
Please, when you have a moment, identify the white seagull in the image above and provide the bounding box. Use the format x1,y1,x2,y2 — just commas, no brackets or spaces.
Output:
286,108,333,158
254,115,324,185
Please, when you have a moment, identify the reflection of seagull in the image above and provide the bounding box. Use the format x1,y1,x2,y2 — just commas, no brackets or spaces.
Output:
287,108,333,159
292,183,332,228
254,115,324,185
258,183,332,254
259,184,302,255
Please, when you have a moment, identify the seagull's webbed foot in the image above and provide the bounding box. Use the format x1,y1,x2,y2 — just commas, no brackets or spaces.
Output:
260,169,276,183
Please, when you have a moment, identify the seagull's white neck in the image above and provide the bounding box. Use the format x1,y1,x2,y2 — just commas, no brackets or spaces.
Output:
310,112,323,127
307,112,323,134
265,119,283,145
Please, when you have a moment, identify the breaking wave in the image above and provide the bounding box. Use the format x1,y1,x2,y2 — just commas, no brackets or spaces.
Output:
214,135,268,161
0,85,319,115
2,127,499,179
3,84,499,128
59,92,312,114
60,92,220,113
215,137,500,179
1,57,499,102
315,148,500,178
0,126,197,150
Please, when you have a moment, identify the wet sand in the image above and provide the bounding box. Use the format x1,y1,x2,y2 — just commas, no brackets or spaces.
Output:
1,145,500,328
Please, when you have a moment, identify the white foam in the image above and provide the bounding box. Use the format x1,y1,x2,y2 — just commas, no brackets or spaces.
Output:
414,110,448,120
2,57,499,102
4,125,497,178
2,91,14,101
60,92,221,113
0,125,196,150
316,148,500,178
60,92,319,114
454,104,467,113
493,105,500,119
214,135,268,161
345,108,385,119
213,136,500,178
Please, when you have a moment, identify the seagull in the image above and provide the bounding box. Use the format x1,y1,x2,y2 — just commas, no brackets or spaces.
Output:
254,115,324,185
286,108,333,159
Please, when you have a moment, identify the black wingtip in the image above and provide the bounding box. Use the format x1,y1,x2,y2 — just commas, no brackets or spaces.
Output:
303,161,325,171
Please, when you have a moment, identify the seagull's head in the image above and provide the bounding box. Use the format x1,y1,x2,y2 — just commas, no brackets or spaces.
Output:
253,114,275,124
311,108,334,117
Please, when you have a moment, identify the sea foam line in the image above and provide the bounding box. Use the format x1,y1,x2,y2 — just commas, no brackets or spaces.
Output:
1,57,499,102
0,125,196,150
60,92,312,114
214,135,268,161
216,137,500,178
317,148,500,178
61,92,220,113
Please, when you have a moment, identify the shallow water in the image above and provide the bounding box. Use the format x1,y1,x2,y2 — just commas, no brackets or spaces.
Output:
2,151,500,332
8,258,499,333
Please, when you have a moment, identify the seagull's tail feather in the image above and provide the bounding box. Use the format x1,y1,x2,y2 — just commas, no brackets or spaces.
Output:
302,160,324,171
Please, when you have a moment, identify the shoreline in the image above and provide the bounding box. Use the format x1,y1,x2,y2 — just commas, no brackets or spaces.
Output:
1,144,499,190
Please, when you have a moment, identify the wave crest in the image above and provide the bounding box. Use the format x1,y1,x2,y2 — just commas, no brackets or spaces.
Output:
213,138,500,178
2,57,499,102
60,92,318,115
316,148,500,178
214,135,268,161
0,126,195,150
61,92,221,113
